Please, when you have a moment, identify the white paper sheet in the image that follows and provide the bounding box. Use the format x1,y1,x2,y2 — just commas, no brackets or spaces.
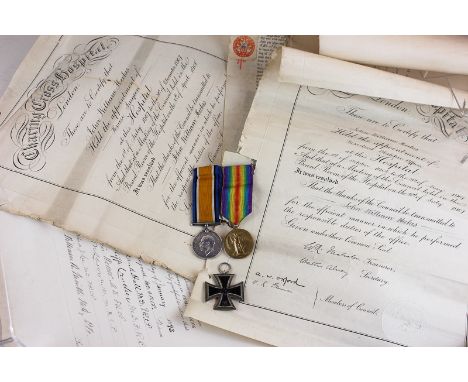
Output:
0,211,259,346
280,47,468,111
319,36,468,112
320,36,468,75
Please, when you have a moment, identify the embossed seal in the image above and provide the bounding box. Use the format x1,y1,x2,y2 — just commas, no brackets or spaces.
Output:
232,36,256,59
223,228,254,259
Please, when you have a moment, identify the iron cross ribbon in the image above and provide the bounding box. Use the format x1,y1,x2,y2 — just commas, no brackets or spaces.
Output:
204,263,244,310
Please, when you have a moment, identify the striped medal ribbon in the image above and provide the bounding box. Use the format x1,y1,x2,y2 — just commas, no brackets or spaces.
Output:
191,165,223,259
221,165,255,259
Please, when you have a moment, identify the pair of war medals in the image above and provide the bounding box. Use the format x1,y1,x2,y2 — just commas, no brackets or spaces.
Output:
191,164,254,260
191,164,254,310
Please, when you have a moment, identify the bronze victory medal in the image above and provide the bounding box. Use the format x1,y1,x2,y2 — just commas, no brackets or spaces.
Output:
223,228,254,259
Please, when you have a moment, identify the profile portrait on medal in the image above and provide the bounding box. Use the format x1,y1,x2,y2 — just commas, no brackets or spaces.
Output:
199,235,216,257
193,228,222,259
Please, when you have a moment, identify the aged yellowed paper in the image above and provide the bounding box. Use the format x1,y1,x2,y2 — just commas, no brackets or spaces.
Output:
0,35,231,280
186,50,468,346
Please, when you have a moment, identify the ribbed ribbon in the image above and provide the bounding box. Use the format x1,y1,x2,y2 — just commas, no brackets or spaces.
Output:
192,165,223,225
221,165,253,226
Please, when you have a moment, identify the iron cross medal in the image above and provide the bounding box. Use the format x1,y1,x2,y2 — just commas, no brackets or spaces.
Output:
205,262,244,310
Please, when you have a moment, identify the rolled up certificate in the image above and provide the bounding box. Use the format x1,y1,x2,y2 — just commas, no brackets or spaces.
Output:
319,36,468,75
280,47,468,109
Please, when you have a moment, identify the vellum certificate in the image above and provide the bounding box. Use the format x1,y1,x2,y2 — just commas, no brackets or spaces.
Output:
186,51,468,346
0,36,230,280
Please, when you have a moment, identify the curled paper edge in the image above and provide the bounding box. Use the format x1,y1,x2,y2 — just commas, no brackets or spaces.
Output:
279,47,468,110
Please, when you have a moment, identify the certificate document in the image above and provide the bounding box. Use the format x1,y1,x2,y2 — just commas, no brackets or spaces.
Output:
0,36,230,279
186,49,468,346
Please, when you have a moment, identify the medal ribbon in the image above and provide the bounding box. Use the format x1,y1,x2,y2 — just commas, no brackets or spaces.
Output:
221,165,253,226
192,165,223,225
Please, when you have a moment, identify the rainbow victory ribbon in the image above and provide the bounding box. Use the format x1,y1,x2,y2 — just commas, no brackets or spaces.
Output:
221,165,254,226
192,165,223,225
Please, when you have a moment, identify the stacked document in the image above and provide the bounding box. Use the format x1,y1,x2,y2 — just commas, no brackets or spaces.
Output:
0,35,467,346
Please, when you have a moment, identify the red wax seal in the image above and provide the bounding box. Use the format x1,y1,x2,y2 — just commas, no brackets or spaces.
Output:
232,36,256,58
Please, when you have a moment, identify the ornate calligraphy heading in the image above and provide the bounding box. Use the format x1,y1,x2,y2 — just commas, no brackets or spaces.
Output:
10,36,119,171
